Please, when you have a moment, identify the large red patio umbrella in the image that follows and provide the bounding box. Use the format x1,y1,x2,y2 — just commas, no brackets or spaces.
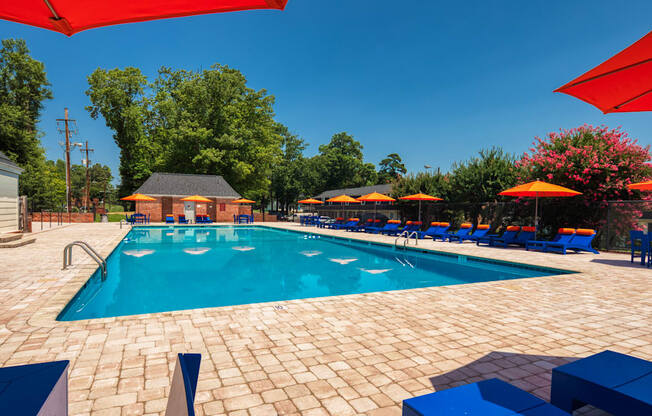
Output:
555,30,652,113
1,0,288,36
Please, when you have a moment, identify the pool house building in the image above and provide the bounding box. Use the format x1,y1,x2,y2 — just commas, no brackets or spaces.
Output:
133,172,249,222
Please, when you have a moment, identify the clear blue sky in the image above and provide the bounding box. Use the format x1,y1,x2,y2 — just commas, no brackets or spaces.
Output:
2,1,651,184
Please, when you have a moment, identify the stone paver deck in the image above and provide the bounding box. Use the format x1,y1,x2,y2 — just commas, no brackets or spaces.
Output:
0,222,650,415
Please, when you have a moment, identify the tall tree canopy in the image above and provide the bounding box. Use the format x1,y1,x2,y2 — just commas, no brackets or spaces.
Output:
449,147,517,203
86,64,282,196
378,153,406,183
312,132,377,192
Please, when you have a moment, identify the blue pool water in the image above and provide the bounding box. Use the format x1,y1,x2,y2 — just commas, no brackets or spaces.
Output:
57,226,572,321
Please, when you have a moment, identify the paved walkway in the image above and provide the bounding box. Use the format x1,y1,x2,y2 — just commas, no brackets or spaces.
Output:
0,222,649,415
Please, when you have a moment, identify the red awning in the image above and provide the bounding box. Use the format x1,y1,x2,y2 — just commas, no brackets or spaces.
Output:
555,31,652,113
1,0,288,36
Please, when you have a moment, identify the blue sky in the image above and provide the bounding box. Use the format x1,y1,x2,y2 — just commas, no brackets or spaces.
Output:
2,1,651,184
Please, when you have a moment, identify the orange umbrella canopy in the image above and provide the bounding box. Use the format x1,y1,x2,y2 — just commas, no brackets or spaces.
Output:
357,192,396,202
326,195,361,203
180,195,212,203
499,181,582,197
232,198,255,204
120,193,156,201
628,181,652,191
399,193,443,201
298,198,323,204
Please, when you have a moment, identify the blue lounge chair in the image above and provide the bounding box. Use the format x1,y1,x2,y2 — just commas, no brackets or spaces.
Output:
347,218,373,232
332,218,359,230
551,350,652,415
428,222,452,241
325,217,345,229
477,226,520,246
165,214,175,224
499,226,536,248
544,229,599,254
178,215,188,224
403,378,569,416
526,228,575,252
417,222,441,239
444,223,473,242
368,220,400,234
449,224,490,243
402,221,422,234
629,230,649,265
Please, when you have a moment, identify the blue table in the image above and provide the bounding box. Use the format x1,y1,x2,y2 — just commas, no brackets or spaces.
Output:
551,350,652,415
0,360,69,415
403,378,569,415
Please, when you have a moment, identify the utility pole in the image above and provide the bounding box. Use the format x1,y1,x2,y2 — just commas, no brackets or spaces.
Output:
80,140,94,211
56,108,78,213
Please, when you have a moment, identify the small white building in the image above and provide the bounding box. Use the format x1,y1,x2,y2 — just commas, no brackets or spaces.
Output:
0,151,23,233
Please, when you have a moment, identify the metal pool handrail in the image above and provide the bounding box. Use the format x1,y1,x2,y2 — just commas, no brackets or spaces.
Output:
62,241,107,279
394,230,419,249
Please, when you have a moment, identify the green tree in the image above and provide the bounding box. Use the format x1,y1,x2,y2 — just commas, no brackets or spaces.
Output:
0,38,52,165
86,64,282,197
313,132,377,192
0,38,63,210
378,153,407,183
270,125,307,214
449,147,517,203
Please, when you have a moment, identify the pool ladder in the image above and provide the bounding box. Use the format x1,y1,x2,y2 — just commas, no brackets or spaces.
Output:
63,241,107,279
394,230,419,249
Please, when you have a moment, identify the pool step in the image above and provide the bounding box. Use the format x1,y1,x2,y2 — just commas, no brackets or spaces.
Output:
0,233,36,248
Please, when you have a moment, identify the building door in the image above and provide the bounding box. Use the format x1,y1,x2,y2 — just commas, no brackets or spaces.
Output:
161,197,172,221
184,201,195,222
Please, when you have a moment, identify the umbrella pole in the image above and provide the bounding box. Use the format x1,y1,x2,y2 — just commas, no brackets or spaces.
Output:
534,196,539,239
418,200,422,223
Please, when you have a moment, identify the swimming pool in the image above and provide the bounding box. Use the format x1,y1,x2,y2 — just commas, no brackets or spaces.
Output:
57,226,573,321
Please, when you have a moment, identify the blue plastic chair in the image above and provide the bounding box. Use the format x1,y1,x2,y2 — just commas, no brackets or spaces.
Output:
347,219,373,232
368,221,399,234
544,230,599,254
630,230,648,265
403,378,570,416
331,219,358,230
165,215,175,224
178,215,188,224
402,222,422,233
166,353,201,416
416,223,441,239
429,223,452,241
551,350,652,415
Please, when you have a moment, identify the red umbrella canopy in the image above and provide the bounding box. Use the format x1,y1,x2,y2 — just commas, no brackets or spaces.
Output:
1,0,288,36
555,31,652,113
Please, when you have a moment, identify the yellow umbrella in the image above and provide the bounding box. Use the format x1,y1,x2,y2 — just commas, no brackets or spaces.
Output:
326,195,361,203
357,192,396,221
298,198,323,217
399,193,443,223
180,195,212,203
120,193,156,201
232,198,255,203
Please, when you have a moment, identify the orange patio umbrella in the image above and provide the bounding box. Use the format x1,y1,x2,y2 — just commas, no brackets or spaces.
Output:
326,195,361,204
120,193,156,201
499,180,581,237
357,192,396,222
180,195,212,203
326,195,361,220
232,198,255,204
399,193,443,223
298,198,323,216
628,181,652,191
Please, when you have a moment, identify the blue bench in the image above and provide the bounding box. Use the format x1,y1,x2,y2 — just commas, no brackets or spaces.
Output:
551,350,652,415
403,378,569,415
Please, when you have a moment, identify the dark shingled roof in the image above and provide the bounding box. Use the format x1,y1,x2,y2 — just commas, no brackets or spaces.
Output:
134,173,241,198
314,183,393,200
0,151,23,172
